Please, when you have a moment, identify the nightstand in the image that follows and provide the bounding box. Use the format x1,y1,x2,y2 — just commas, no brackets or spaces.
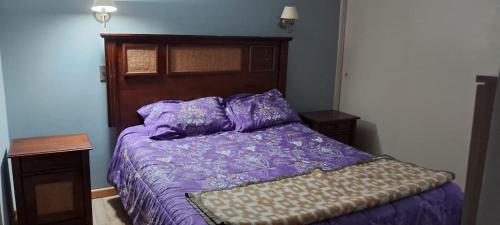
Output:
9,133,93,225
300,110,360,146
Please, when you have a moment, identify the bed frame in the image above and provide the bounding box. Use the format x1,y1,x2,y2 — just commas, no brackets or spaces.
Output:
101,33,293,128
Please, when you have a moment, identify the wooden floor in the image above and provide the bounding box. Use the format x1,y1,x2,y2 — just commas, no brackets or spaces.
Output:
92,196,132,225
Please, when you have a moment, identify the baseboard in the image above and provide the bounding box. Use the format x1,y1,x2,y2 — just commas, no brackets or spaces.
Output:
91,187,117,199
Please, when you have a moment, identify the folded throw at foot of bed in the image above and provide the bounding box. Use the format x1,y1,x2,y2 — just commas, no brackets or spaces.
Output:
186,155,455,225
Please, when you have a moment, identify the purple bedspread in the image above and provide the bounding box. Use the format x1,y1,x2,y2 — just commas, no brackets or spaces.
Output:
108,123,463,225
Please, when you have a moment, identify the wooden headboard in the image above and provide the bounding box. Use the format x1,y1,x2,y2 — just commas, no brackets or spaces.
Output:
101,33,293,128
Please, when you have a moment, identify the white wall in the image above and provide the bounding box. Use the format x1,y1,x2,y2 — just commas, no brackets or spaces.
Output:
477,79,500,225
340,0,500,187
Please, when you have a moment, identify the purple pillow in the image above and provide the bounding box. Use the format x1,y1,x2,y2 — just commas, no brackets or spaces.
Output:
138,97,234,139
137,100,182,123
225,89,301,132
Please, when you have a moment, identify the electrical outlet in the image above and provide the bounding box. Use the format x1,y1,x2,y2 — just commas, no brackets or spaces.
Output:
100,65,106,82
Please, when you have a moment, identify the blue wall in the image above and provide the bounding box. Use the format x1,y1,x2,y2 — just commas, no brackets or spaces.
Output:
0,49,11,225
0,0,341,188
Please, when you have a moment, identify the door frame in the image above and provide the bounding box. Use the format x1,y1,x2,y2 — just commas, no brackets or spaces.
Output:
334,0,349,110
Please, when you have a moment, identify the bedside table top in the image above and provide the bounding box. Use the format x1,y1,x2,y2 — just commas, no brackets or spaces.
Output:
9,133,92,158
300,110,360,123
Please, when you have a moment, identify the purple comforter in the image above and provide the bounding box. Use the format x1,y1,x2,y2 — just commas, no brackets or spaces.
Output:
108,123,463,225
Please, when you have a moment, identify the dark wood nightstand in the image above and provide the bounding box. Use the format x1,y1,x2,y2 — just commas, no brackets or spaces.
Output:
300,110,360,146
9,133,93,225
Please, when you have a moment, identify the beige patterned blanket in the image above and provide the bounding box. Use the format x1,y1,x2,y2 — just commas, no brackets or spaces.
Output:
186,156,454,225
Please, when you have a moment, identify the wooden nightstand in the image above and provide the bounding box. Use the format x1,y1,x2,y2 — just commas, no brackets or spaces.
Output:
9,133,93,225
300,110,360,146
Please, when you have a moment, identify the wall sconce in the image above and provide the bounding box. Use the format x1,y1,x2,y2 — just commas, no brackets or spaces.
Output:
279,6,299,33
92,0,117,29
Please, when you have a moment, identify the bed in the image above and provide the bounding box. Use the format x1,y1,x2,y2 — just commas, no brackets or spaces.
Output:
109,122,462,225
102,34,463,225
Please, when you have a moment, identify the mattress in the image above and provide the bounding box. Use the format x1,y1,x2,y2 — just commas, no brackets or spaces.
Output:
108,122,463,225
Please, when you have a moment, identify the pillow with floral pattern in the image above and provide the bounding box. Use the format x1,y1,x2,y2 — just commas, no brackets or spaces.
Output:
138,97,234,139
225,89,301,132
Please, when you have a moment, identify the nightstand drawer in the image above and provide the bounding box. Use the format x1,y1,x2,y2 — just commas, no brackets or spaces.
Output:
300,110,359,147
330,134,352,145
319,121,352,134
23,171,84,224
22,152,81,173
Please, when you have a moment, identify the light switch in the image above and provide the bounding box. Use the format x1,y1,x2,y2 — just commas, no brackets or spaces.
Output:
100,65,106,82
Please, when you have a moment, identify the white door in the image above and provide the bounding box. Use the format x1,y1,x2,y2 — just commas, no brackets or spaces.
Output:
338,0,500,188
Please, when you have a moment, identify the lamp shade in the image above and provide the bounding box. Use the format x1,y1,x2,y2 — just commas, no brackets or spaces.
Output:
280,6,299,20
92,0,117,13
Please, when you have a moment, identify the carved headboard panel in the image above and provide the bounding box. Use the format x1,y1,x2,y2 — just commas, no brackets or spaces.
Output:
101,34,293,128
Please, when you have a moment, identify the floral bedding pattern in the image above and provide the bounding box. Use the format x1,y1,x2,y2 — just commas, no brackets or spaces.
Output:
225,89,301,132
108,123,463,225
137,97,233,139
